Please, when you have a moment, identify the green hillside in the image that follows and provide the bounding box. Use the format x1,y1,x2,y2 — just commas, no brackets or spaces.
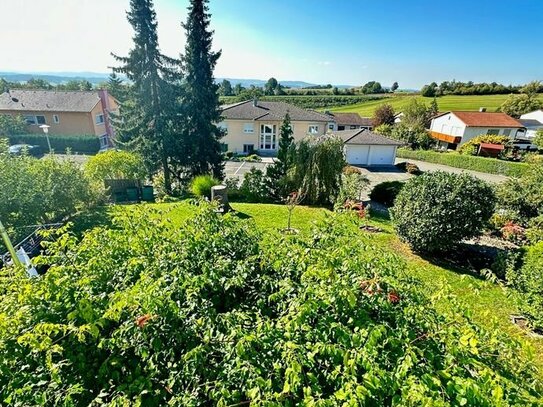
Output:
328,94,543,117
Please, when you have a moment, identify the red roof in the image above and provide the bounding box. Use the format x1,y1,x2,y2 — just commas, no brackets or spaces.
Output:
451,111,524,128
479,143,505,150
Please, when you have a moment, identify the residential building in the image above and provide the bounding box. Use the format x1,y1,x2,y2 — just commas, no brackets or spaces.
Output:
520,110,543,138
220,99,334,154
325,112,373,131
429,111,526,149
0,89,118,150
335,129,403,166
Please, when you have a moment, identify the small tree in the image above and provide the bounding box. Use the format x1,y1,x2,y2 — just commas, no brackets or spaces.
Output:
372,103,395,127
534,129,543,149
266,113,294,199
500,93,543,118
390,171,495,252
391,82,399,92
284,190,304,233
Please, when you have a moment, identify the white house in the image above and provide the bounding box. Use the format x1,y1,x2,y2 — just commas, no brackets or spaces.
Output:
520,110,543,138
335,128,403,166
429,111,526,150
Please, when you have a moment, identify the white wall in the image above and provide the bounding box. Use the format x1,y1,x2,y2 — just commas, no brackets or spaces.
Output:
520,110,543,122
430,113,466,137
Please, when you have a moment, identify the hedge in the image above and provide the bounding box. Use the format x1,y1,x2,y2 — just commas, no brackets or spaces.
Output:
396,148,530,177
7,134,100,154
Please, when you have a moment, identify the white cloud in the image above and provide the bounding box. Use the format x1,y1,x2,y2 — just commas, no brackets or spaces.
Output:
317,61,332,66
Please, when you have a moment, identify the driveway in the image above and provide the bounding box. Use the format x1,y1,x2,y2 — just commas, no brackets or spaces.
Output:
394,158,508,184
224,158,273,180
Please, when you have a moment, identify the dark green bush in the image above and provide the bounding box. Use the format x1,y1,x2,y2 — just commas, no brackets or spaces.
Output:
496,164,543,220
396,149,530,177
370,181,405,207
0,205,541,405
390,172,496,252
507,242,543,329
240,168,270,202
7,134,100,154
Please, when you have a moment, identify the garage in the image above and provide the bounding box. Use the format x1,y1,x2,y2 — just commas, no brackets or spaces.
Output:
337,129,403,166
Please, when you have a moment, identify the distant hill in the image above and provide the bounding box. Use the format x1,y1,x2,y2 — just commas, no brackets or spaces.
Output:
0,72,355,89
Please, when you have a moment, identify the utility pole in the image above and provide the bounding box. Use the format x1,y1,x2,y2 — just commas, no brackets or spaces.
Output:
0,220,22,268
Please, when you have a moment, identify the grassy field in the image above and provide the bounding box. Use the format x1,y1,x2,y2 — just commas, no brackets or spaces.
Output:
327,94,543,117
73,200,543,371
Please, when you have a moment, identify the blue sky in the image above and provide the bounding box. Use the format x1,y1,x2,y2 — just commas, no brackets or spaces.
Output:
1,0,542,88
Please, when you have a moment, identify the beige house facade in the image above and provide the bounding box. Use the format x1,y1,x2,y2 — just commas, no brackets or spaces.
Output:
0,89,119,150
220,100,333,154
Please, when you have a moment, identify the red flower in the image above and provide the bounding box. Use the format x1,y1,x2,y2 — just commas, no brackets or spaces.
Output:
388,291,400,304
135,314,153,328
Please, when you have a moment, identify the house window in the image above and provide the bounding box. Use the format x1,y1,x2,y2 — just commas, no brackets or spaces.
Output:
350,125,357,130
487,129,499,135
24,115,37,125
308,125,319,134
99,134,108,149
259,124,277,150
503,129,511,137
96,113,105,125
243,144,254,154
53,114,60,124
328,123,335,130
338,125,345,131
23,115,46,125
243,123,254,133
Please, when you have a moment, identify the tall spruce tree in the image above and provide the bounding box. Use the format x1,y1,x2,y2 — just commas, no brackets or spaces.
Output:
181,0,224,179
266,113,295,199
111,0,181,192
106,72,128,102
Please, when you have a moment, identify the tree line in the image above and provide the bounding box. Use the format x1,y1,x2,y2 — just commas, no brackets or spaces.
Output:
420,80,543,97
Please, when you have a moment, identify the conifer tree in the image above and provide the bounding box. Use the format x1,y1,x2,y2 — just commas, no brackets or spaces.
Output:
106,72,128,102
266,113,295,199
112,0,181,192
181,0,224,179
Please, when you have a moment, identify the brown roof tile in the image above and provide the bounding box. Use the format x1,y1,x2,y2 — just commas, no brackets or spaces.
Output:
0,90,103,113
221,100,331,122
335,129,404,146
450,111,524,128
326,112,372,126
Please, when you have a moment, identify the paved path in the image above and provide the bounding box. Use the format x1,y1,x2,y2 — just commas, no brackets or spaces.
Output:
224,160,271,180
394,158,508,184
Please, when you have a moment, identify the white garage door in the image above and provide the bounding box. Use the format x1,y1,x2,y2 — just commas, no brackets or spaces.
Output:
368,145,396,166
345,145,369,165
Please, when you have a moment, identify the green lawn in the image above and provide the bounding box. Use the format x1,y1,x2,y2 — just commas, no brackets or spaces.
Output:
327,94,543,117
73,201,543,370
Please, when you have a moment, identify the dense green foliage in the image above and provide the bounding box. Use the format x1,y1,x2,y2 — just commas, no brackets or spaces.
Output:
265,113,295,199
534,129,543,149
190,174,219,198
360,80,386,94
0,204,541,405
370,181,405,207
180,0,224,179
396,149,530,177
391,172,495,252
420,80,539,96
507,242,543,329
289,136,346,205
458,135,511,156
112,0,181,191
496,164,543,220
6,134,100,154
0,114,26,136
334,172,370,208
499,93,543,118
0,140,97,241
221,95,384,109
84,150,147,182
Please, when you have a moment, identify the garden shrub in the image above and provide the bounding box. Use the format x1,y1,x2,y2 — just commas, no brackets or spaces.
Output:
342,165,361,175
507,242,543,329
0,139,98,243
396,149,530,177
395,161,421,174
334,172,370,209
0,205,541,404
370,181,405,207
190,175,219,198
458,135,511,156
240,168,270,203
496,164,543,220
526,215,543,244
390,172,495,252
84,150,146,182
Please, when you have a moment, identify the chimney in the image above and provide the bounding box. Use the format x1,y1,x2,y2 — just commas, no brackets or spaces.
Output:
253,97,258,107
479,107,487,112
